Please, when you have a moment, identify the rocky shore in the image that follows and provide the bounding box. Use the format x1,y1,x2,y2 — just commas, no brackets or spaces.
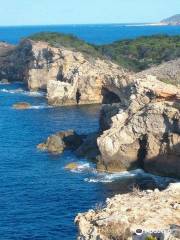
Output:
0,34,180,239
1,36,178,178
75,183,180,240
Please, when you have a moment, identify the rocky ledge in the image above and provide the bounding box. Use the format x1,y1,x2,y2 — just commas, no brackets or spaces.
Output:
75,183,180,240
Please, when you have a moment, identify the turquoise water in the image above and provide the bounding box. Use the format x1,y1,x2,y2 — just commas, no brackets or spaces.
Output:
0,25,178,240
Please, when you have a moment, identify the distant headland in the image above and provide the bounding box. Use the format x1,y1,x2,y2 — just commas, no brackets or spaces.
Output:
148,14,180,26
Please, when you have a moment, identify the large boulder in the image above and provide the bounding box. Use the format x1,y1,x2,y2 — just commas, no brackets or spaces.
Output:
37,130,83,154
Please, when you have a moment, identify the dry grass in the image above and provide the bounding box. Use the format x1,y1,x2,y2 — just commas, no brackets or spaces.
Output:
130,184,143,197
100,222,131,240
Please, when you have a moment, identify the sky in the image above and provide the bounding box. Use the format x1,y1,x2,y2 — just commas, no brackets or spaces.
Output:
0,0,179,26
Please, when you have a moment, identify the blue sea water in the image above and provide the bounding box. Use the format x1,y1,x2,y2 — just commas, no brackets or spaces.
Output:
0,25,179,240
0,24,180,45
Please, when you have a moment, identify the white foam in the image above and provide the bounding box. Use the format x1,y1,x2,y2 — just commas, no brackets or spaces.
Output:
29,105,53,110
70,162,94,173
85,169,174,185
0,88,45,97
0,82,10,85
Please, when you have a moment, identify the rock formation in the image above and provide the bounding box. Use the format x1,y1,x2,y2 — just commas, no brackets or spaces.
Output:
1,37,180,178
37,130,83,154
97,74,180,178
75,183,180,240
0,39,132,106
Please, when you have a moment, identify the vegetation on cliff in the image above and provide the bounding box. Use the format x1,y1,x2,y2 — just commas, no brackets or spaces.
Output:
29,32,180,71
99,35,180,71
29,32,101,58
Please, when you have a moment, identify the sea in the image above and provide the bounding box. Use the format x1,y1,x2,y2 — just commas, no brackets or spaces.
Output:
0,24,179,240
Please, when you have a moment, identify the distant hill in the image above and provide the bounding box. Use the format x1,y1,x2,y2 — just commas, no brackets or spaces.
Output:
161,14,180,25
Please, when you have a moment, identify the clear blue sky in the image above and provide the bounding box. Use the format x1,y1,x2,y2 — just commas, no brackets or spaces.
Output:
0,0,179,26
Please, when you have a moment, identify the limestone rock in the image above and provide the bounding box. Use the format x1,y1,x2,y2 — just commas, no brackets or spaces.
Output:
75,183,180,240
37,130,83,154
98,73,180,178
0,39,132,106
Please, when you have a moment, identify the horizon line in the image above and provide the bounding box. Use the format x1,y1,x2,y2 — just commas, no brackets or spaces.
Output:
0,22,159,28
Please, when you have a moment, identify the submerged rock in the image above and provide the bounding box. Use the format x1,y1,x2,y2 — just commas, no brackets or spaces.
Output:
65,162,78,170
37,130,83,154
12,102,31,110
75,183,180,240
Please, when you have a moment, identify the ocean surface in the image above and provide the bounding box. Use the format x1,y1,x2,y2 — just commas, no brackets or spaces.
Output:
0,24,180,45
0,25,179,240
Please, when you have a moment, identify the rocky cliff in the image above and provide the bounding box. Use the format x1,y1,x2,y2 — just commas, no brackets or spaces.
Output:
97,73,180,178
1,38,180,178
0,39,132,106
75,183,180,240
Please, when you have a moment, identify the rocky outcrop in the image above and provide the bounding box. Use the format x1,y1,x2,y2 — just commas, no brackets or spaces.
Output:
75,183,180,240
37,130,83,154
97,74,180,178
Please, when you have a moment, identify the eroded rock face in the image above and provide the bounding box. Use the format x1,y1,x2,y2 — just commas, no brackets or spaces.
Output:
75,183,180,240
0,40,33,82
46,52,131,106
98,74,180,178
0,39,132,106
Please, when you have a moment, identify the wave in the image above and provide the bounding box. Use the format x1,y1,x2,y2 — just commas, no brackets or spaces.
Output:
84,169,175,186
29,105,53,109
0,88,45,97
68,162,95,173
0,82,10,85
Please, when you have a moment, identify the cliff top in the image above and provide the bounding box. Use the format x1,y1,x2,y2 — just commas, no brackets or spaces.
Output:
76,183,180,239
29,32,102,59
29,33,180,72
